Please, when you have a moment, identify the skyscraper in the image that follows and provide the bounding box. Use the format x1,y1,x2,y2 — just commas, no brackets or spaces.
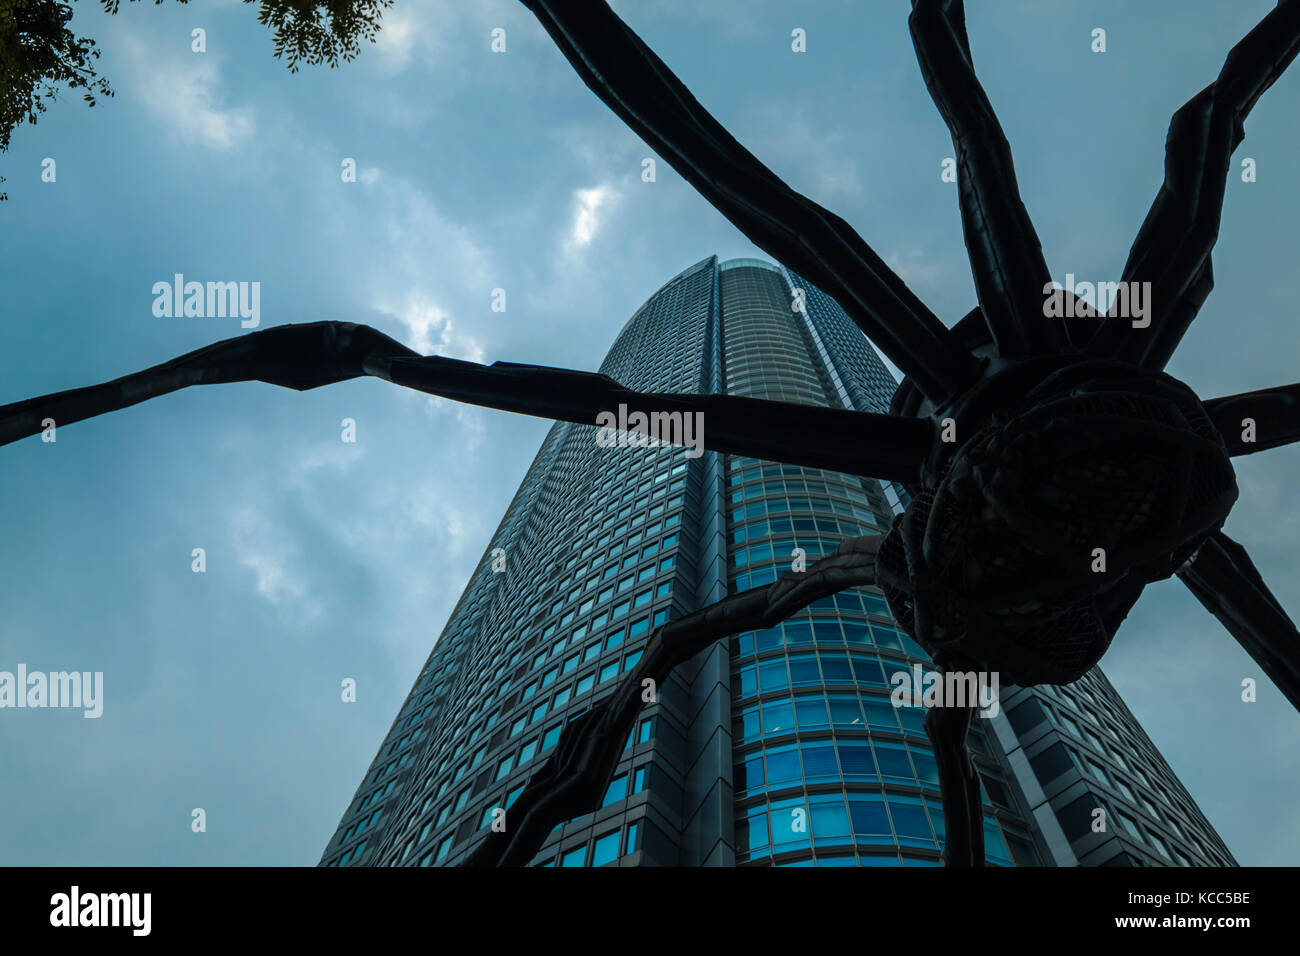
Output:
320,256,1234,868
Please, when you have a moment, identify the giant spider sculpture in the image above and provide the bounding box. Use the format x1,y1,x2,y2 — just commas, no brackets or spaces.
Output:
4,0,1300,867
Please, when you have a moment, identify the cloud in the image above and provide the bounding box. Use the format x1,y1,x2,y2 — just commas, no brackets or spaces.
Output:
369,289,490,449
371,4,424,71
564,183,622,256
375,292,485,363
230,504,317,617
356,170,496,308
368,0,531,75
288,441,365,484
735,94,874,207
885,248,944,285
118,34,254,150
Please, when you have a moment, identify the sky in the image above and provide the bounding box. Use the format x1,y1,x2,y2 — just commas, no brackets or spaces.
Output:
0,0,1297,866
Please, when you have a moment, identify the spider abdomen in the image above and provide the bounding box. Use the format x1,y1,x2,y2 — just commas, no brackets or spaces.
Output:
880,362,1238,685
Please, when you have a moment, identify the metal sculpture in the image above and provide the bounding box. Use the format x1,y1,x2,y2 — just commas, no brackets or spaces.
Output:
4,0,1299,867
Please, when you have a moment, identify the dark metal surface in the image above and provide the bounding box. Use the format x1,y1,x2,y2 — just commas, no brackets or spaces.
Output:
4,0,1299,869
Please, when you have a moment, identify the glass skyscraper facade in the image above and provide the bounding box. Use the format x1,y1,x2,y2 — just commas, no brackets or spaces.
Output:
320,256,1234,868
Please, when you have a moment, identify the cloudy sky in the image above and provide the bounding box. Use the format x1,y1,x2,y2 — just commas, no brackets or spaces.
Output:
0,0,1296,866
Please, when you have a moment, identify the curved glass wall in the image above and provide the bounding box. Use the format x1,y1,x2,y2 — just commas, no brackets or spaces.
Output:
318,257,1234,869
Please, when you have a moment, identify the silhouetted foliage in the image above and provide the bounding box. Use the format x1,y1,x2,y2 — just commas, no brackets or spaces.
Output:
254,0,393,73
0,0,113,198
0,0,393,199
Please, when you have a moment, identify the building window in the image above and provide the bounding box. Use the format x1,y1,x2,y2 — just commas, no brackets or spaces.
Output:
602,774,629,807
592,830,621,866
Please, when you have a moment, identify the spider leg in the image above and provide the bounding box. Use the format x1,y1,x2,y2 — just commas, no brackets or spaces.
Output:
370,354,932,482
908,0,1070,357
924,701,985,866
460,534,886,866
1087,0,1300,367
1178,531,1300,713
1202,381,1300,456
519,1,978,403
0,322,932,482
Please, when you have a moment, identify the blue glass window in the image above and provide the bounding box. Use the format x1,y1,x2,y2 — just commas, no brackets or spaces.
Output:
794,694,829,730
800,742,839,783
836,740,876,780
784,621,813,646
738,665,758,697
592,830,621,866
736,754,764,792
737,805,769,854
809,795,852,846
765,745,801,787
851,655,886,685
624,823,639,854
828,696,864,728
863,697,901,732
436,835,454,861
862,594,890,616
871,624,904,652
984,819,1012,865
602,774,628,807
896,705,927,737
541,724,562,751
819,652,852,683
875,742,916,784
789,654,821,686
561,845,586,867
887,795,935,848
769,797,811,851
848,795,893,844
761,699,795,735
911,747,940,788
759,659,789,692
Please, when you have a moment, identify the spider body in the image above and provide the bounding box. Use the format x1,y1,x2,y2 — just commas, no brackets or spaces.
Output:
881,359,1239,686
